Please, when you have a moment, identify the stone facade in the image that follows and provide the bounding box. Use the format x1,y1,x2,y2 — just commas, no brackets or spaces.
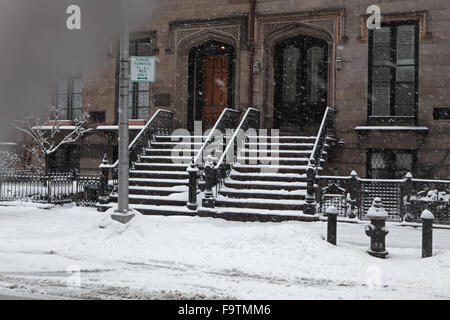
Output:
73,0,449,179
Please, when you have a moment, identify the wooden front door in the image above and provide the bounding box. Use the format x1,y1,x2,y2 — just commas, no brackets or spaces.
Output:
202,55,229,129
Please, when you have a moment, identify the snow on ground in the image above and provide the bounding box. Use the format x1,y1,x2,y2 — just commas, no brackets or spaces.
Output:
0,201,450,299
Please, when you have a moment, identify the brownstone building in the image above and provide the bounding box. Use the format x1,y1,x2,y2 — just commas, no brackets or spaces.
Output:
49,0,449,180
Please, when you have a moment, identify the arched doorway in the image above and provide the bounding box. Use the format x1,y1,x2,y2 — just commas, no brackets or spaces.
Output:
187,40,236,131
273,35,328,131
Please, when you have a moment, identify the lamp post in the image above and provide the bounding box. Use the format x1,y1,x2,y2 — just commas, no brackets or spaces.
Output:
111,16,134,224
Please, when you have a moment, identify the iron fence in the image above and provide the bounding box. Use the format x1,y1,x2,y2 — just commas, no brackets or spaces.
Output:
0,169,101,206
317,173,450,223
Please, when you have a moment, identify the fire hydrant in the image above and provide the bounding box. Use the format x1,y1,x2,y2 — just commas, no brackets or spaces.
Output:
365,197,389,259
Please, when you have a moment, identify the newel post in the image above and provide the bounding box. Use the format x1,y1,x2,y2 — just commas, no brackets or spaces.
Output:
202,155,217,208
187,158,199,211
99,154,110,205
304,161,317,215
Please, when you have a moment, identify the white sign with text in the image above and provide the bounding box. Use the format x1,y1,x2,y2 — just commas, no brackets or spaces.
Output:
130,56,156,82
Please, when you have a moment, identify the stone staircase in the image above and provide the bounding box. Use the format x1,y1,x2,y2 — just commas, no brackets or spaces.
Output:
110,135,206,216
201,135,325,222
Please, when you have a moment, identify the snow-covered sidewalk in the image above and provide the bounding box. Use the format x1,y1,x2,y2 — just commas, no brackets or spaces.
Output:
0,202,450,299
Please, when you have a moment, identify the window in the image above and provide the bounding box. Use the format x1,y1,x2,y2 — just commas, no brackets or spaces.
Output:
89,111,106,123
54,77,83,120
128,38,152,119
368,21,418,125
367,149,416,179
48,145,80,172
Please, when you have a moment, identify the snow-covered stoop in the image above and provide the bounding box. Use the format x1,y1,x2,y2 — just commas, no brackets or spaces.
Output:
106,135,207,216
199,135,325,222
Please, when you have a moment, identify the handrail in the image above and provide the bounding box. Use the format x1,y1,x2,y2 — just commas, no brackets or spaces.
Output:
100,109,173,169
215,107,261,169
193,108,241,166
309,107,335,167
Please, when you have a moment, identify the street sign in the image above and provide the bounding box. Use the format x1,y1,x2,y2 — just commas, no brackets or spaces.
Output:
130,56,156,82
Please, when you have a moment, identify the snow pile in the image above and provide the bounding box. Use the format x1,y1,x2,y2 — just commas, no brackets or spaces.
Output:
59,212,373,288
2,204,450,299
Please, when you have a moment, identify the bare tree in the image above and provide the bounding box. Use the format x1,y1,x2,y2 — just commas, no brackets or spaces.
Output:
14,106,92,173
0,150,19,169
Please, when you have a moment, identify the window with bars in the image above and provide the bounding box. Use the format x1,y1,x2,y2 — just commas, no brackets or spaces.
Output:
128,38,152,119
54,77,84,120
367,149,416,179
368,21,419,125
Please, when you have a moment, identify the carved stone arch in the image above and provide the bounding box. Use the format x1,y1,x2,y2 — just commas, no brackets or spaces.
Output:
261,22,337,129
174,29,240,129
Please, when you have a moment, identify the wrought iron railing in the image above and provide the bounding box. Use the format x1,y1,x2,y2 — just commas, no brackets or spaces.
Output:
193,108,241,167
215,108,261,186
100,109,174,196
0,169,101,206
309,107,335,168
304,107,335,215
317,172,450,223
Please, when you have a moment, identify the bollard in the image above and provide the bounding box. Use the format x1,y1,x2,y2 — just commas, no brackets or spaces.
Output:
187,158,199,210
421,209,434,258
365,197,389,259
326,206,339,245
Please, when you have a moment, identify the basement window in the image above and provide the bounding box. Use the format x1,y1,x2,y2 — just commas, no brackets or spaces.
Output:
367,149,416,179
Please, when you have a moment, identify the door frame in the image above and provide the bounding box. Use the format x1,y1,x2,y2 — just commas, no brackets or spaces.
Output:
187,40,236,132
273,34,329,130
262,23,336,130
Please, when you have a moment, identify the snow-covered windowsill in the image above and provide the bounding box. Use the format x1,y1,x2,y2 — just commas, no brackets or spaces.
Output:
96,125,146,131
354,126,429,132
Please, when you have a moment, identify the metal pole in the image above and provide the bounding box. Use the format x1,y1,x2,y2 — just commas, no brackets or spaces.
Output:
112,18,135,224
118,20,130,213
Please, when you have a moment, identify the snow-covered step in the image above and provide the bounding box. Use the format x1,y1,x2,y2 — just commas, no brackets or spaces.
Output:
230,171,308,182
129,204,197,216
247,136,317,143
244,142,315,150
219,188,306,200
236,156,309,165
150,142,205,148
134,163,189,171
232,163,309,174
129,185,187,196
129,178,189,187
216,196,305,210
154,135,206,142
145,148,201,157
139,155,194,164
130,170,189,180
111,194,187,206
224,179,308,191
199,206,318,222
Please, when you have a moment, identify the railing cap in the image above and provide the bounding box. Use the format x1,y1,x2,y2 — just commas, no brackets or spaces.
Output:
421,209,435,220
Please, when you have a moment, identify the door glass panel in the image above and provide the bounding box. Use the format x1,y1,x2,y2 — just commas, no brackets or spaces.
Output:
373,27,391,66
308,46,326,103
372,82,391,116
397,25,415,65
282,46,299,104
